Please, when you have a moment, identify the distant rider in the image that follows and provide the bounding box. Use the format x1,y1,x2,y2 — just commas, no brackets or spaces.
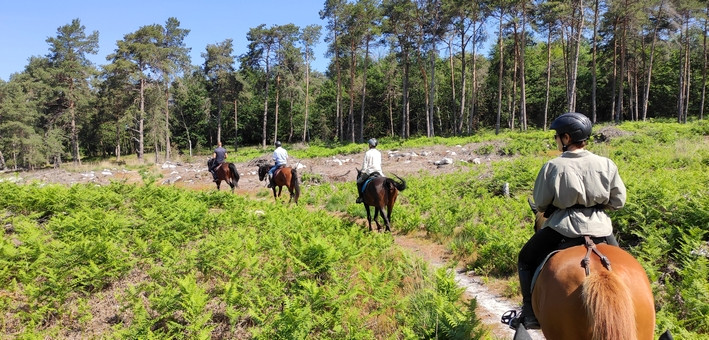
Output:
356,138,383,203
267,141,288,188
209,141,227,182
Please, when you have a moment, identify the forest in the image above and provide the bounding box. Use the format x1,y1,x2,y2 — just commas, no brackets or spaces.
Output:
1,0,708,169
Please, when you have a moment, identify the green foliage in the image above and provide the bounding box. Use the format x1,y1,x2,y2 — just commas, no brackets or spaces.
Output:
0,180,485,338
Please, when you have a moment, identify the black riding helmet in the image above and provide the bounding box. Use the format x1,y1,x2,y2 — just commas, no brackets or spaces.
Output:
275,141,282,147
550,112,592,144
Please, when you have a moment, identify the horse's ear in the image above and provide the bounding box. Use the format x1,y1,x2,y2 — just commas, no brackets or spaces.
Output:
527,198,538,214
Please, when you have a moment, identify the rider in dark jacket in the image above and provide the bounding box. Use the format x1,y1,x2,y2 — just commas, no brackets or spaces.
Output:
209,142,227,182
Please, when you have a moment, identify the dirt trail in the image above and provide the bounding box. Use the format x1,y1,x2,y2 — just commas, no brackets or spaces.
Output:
0,143,543,339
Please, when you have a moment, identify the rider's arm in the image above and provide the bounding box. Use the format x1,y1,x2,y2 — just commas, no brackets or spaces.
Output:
606,160,626,210
361,152,370,172
533,163,556,214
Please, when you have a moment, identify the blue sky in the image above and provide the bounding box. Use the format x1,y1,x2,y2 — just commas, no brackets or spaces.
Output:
0,0,331,81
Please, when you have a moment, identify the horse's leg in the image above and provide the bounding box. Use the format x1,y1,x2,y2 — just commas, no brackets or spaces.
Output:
229,179,235,193
271,187,277,201
384,190,399,232
365,205,374,231
377,205,389,232
373,206,384,232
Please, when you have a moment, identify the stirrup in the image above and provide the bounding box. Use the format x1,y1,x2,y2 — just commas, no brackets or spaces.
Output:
501,310,517,326
356,197,363,203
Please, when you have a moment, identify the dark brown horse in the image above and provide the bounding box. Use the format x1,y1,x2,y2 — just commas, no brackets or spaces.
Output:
257,164,301,204
526,200,655,340
209,159,240,193
356,169,406,232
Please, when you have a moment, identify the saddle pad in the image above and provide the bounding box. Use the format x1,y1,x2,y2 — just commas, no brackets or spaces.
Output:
361,177,374,194
530,250,560,293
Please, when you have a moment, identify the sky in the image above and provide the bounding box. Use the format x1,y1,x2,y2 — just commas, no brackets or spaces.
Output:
0,0,332,81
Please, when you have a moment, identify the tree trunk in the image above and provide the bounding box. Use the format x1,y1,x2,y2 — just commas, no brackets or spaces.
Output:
154,139,159,164
402,52,410,138
519,0,528,131
701,6,708,121
470,20,479,133
217,90,223,144
428,46,436,137
642,1,662,121
419,59,430,136
234,99,239,152
388,87,394,137
289,97,294,142
496,10,504,135
544,28,552,130
683,21,691,123
360,37,370,142
449,38,457,134
0,150,5,170
591,0,599,122
70,99,80,165
616,19,626,124
303,52,311,142
165,82,171,160
611,21,618,122
262,47,270,148
511,20,518,131
349,41,357,143
335,33,343,141
139,76,145,160
115,118,121,161
568,0,584,112
274,74,280,144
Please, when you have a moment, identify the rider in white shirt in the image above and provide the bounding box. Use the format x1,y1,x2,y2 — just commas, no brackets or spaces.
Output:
356,138,383,203
268,141,288,188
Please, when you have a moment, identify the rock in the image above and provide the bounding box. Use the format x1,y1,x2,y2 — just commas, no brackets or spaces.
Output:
433,157,453,166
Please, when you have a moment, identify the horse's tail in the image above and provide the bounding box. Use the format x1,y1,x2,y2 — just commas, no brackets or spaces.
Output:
388,174,406,192
583,270,637,340
290,168,301,203
228,163,240,187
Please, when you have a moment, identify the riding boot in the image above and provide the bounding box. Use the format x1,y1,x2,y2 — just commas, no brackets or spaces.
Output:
356,194,363,204
211,170,218,182
606,233,619,247
267,174,273,188
510,269,540,329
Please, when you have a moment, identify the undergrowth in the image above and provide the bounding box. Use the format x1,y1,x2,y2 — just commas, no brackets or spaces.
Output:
303,120,709,338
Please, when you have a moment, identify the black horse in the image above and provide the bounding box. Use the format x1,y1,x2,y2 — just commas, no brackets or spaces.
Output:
356,169,406,232
208,158,240,193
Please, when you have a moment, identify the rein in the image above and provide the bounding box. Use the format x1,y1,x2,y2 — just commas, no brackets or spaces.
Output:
581,236,612,276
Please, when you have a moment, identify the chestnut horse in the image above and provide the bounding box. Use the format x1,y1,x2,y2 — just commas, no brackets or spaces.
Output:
209,159,240,193
257,164,301,204
527,200,655,340
356,169,406,232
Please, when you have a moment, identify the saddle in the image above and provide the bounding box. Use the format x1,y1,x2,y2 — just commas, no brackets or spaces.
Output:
531,236,612,292
502,236,614,328
273,164,286,177
358,172,381,193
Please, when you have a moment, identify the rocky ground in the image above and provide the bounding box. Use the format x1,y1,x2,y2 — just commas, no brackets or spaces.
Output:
0,142,543,339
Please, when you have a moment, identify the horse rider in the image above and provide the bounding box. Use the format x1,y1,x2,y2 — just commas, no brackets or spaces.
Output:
509,112,626,329
356,138,383,203
267,141,288,188
209,141,228,182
